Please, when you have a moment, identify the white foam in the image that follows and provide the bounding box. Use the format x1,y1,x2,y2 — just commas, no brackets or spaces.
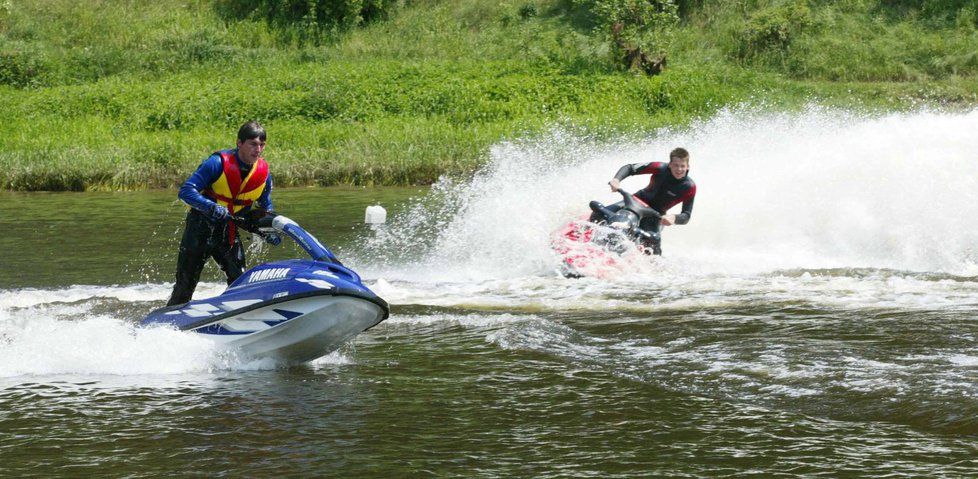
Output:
0,282,228,310
361,270,978,313
342,107,978,314
946,354,978,367
0,282,289,378
0,314,222,377
356,106,978,280
309,350,353,366
385,312,540,328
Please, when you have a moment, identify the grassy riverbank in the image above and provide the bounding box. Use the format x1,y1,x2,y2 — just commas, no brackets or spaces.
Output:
1,0,976,190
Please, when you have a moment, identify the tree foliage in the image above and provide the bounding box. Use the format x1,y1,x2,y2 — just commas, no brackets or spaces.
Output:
571,0,680,70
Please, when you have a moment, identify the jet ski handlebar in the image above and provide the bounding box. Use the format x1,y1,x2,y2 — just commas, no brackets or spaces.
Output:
589,189,661,222
588,201,619,221
231,212,340,264
617,189,661,221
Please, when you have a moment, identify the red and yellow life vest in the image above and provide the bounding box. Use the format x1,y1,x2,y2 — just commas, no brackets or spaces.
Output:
204,150,269,244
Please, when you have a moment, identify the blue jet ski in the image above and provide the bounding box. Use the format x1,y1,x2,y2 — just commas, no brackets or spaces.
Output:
142,213,389,364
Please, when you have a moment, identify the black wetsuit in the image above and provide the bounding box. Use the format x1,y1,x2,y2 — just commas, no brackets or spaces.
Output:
167,210,247,306
599,162,696,255
166,154,272,306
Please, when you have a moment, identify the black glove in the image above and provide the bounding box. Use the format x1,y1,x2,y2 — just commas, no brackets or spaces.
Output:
208,204,230,221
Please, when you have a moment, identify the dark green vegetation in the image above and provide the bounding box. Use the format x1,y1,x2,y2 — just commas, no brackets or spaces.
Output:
1,0,976,190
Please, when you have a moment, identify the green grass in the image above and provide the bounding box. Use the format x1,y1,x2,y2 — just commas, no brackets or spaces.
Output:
673,0,978,81
1,0,976,191
0,60,771,190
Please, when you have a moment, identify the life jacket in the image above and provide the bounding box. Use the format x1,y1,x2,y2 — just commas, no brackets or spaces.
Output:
203,150,269,245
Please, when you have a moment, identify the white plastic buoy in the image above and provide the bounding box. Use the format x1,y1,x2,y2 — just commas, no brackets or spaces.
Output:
365,204,387,224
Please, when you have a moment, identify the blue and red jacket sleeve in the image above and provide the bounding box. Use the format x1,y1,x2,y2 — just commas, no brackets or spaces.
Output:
256,174,273,212
178,154,223,213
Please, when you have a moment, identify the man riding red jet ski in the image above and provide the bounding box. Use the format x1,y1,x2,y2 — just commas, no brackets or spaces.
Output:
553,147,696,277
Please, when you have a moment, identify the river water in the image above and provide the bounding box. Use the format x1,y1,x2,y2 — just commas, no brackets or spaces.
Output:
2,107,978,477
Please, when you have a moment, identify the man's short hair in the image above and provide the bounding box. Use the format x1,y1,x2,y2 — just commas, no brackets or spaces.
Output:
238,121,267,142
670,147,689,161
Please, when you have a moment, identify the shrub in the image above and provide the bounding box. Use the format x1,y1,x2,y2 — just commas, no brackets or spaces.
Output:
738,1,814,60
0,45,47,87
572,0,680,67
519,2,539,19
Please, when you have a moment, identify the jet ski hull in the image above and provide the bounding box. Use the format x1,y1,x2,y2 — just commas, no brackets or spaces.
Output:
191,293,387,363
552,190,657,278
143,258,390,364
552,217,629,278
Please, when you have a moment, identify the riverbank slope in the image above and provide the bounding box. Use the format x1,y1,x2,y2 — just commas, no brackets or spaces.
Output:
1,0,976,190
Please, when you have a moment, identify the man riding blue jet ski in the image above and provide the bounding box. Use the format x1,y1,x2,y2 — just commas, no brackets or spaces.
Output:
146,121,388,364
143,212,390,365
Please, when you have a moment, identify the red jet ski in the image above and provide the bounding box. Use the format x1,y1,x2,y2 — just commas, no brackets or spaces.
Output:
552,189,661,278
